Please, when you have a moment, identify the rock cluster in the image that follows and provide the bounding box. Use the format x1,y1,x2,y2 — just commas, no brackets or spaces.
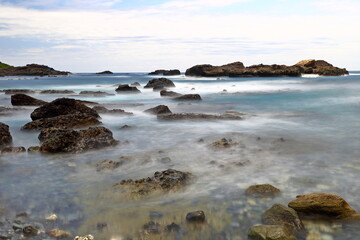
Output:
148,69,181,76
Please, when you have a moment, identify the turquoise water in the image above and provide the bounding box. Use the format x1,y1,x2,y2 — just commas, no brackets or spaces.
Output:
0,73,360,239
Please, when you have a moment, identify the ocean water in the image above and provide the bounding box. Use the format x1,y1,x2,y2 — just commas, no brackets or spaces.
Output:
0,73,360,240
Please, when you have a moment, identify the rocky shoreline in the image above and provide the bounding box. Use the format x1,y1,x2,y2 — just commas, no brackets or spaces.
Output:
0,64,69,76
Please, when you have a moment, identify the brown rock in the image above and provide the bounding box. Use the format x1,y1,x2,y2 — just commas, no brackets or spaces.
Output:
0,146,26,154
0,122,12,147
148,69,180,76
48,229,72,238
295,59,348,76
144,78,175,88
173,94,202,101
11,94,47,106
4,89,36,94
39,90,75,94
144,105,172,115
160,90,182,97
245,184,281,198
185,62,245,77
248,225,296,240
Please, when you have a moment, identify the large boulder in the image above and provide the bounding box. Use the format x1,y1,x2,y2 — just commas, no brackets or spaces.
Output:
295,59,348,76
245,184,281,198
115,84,141,93
11,94,47,106
148,69,180,76
0,64,68,76
39,126,118,153
144,105,172,115
30,98,100,121
185,62,245,77
248,225,296,240
0,122,12,147
22,113,101,130
288,193,357,219
144,78,175,88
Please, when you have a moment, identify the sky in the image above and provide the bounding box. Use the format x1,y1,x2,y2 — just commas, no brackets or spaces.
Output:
0,0,359,72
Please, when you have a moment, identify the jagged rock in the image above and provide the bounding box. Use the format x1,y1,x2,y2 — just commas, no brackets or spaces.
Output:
185,62,245,77
144,105,172,115
92,106,133,115
22,113,101,130
96,160,121,171
262,204,304,233
115,169,194,195
160,90,182,97
186,210,206,223
11,94,47,106
30,98,100,121
0,146,26,154
173,94,202,101
245,184,281,198
0,64,69,76
157,113,243,121
39,126,118,153
96,70,113,74
295,59,348,76
0,122,12,147
40,90,75,94
148,69,180,76
115,84,141,93
79,91,114,96
4,89,36,94
248,225,296,240
144,78,175,88
288,193,357,219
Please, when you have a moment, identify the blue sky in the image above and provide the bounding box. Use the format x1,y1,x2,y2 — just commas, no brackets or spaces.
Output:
0,0,359,72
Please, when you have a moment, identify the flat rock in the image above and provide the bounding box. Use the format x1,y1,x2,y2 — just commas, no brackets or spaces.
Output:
115,84,141,93
148,69,180,76
4,89,36,94
173,94,202,101
39,90,75,94
245,184,281,198
0,122,12,147
11,94,47,106
144,105,172,115
92,106,133,115
248,225,296,240
158,113,243,121
160,90,182,97
144,78,175,88
96,70,113,74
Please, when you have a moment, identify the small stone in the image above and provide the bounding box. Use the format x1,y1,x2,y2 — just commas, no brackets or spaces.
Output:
186,210,205,223
165,223,180,233
46,214,58,221
28,146,40,153
23,225,38,236
48,229,72,238
74,234,94,240
245,184,281,198
143,221,160,234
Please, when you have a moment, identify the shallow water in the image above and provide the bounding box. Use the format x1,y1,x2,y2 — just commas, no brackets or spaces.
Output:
0,73,360,240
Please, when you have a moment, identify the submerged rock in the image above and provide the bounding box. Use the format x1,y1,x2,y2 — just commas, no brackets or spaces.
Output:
288,193,357,219
212,138,237,148
115,84,141,93
186,210,206,223
39,90,75,94
79,91,114,96
131,82,141,86
11,93,47,106
173,94,202,101
92,106,133,115
245,184,281,198
157,113,243,121
30,98,100,121
148,69,180,76
0,122,12,147
160,90,182,97
4,89,36,94
144,78,175,88
96,160,121,171
248,225,296,240
22,113,101,130
144,105,172,115
0,146,26,154
39,126,118,153
96,70,113,74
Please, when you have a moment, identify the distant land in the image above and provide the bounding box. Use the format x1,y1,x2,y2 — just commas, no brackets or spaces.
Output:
0,62,69,76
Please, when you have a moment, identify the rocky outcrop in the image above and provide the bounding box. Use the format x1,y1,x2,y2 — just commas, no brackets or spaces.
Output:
22,113,101,130
0,64,68,76
158,113,243,121
30,98,100,121
144,105,172,115
185,60,348,77
39,90,75,94
79,91,114,96
148,69,180,76
96,70,113,74
92,106,133,115
144,78,175,88
173,94,202,101
4,89,36,94
115,169,194,195
160,90,182,97
288,193,357,219
248,225,296,240
245,184,281,198
11,94,47,106
115,84,141,93
0,122,12,147
39,126,118,153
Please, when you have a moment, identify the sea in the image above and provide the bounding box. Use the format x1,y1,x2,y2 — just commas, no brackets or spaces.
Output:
0,72,360,240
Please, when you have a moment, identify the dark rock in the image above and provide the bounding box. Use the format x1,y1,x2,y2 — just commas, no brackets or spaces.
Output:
39,90,75,94
288,193,357,219
120,125,131,129
295,59,348,76
30,98,100,121
148,69,181,76
115,84,141,93
186,210,205,223
144,78,175,88
23,225,38,236
80,91,114,96
185,62,245,77
248,225,296,240
152,85,166,91
4,89,36,94
173,94,202,101
92,106,133,115
158,113,243,121
96,70,113,74
212,138,237,148
22,113,101,130
245,184,281,198
165,223,180,233
131,82,141,86
96,160,121,171
149,211,163,219
0,146,26,154
160,90,182,97
11,94,47,106
0,64,69,76
144,105,172,115
238,64,301,77
262,204,304,233
39,126,118,153
96,222,107,231
143,221,160,234
0,122,12,147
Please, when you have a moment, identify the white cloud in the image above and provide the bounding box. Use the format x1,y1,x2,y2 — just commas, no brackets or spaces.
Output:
159,0,252,10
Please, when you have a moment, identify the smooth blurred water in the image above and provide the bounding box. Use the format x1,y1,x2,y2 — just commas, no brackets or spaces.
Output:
0,73,360,240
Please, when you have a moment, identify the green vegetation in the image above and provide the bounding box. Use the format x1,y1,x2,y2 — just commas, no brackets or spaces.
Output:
0,61,12,69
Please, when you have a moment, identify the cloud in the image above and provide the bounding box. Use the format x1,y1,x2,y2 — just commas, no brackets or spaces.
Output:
159,0,252,10
0,0,123,9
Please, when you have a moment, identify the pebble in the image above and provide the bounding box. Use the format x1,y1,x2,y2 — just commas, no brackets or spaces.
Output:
46,214,58,221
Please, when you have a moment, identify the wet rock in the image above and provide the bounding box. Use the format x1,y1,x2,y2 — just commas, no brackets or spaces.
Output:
160,90,182,97
158,113,243,121
0,146,26,154
295,59,348,76
39,126,118,153
4,89,36,94
245,184,281,198
144,105,172,115
115,84,141,93
0,122,12,147
165,223,181,232
248,225,296,240
288,193,357,219
131,82,141,86
143,221,160,234
74,234,94,240
96,160,121,171
186,210,205,223
46,214,58,221
148,69,180,76
39,90,75,94
30,98,100,121
185,62,246,77
212,138,237,148
92,106,133,115
173,94,202,101
262,204,305,233
144,78,175,88
96,70,113,74
115,169,194,195
80,91,114,96
22,113,101,130
11,94,47,106
48,228,72,238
